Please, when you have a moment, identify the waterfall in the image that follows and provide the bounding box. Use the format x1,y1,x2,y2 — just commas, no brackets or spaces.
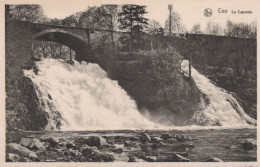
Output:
23,58,255,130
181,60,256,126
23,59,158,130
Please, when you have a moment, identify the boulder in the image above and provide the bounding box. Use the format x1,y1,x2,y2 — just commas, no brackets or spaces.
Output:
152,142,163,149
128,156,146,162
22,157,33,162
124,141,132,147
74,137,88,145
243,139,257,150
151,137,163,143
59,141,68,148
174,135,193,142
80,145,114,162
144,156,157,162
160,133,173,140
6,153,21,162
20,138,45,151
112,148,123,154
206,157,223,162
139,133,151,142
40,137,59,147
6,143,37,159
166,138,177,143
124,140,138,147
85,136,107,147
159,153,190,162
66,142,76,149
129,136,139,141
42,142,51,150
80,145,97,154
64,149,82,156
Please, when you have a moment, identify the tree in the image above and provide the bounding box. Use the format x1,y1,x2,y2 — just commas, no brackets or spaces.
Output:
78,7,99,29
7,4,44,23
224,20,256,39
118,5,149,54
164,11,186,34
96,5,119,53
204,21,223,35
146,19,161,33
190,23,202,34
62,12,82,26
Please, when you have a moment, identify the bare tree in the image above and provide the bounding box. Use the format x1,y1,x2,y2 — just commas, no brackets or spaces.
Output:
204,21,223,35
224,20,256,39
97,5,119,54
146,19,161,33
164,11,186,34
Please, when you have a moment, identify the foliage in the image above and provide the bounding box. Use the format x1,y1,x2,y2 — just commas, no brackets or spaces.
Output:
62,12,82,26
7,4,44,23
118,5,149,32
145,20,162,33
204,21,223,35
224,20,256,39
118,5,149,52
190,23,202,34
138,47,183,88
164,11,186,34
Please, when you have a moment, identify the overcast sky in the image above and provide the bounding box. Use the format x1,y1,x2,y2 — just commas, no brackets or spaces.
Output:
38,0,257,31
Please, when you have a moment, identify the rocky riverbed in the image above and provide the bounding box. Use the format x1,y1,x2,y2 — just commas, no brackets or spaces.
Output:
6,128,257,162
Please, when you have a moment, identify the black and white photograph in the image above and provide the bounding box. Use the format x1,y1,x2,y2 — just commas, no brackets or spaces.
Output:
1,0,258,164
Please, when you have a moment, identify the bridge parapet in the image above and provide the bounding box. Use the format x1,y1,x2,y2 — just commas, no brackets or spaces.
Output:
10,20,91,61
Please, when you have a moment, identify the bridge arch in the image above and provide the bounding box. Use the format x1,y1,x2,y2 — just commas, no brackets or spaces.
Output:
33,29,90,61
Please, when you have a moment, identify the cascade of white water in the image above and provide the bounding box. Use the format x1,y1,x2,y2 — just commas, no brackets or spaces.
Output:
181,60,256,126
23,59,158,130
23,58,255,130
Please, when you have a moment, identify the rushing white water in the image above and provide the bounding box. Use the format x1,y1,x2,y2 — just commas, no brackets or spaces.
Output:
181,60,256,126
23,58,255,130
23,59,159,130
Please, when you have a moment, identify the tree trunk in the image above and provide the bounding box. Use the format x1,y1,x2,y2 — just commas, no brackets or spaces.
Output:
189,53,192,78
111,31,115,54
130,7,133,56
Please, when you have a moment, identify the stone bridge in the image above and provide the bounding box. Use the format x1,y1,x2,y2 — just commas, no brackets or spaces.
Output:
17,20,91,61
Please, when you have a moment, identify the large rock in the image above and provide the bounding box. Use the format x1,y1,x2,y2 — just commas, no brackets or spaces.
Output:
166,138,177,143
139,133,151,142
151,137,163,143
20,138,45,151
80,145,114,162
85,136,107,147
144,156,157,162
128,156,146,162
158,153,190,162
6,143,37,159
64,149,82,156
160,133,173,140
124,140,138,147
66,142,76,149
6,153,21,162
243,139,257,150
112,148,123,154
206,157,223,162
40,136,59,147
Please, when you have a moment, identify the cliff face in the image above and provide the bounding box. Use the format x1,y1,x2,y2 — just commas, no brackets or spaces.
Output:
110,50,201,126
5,21,50,130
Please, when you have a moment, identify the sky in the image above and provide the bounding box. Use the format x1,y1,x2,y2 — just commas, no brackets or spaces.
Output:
38,0,257,31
